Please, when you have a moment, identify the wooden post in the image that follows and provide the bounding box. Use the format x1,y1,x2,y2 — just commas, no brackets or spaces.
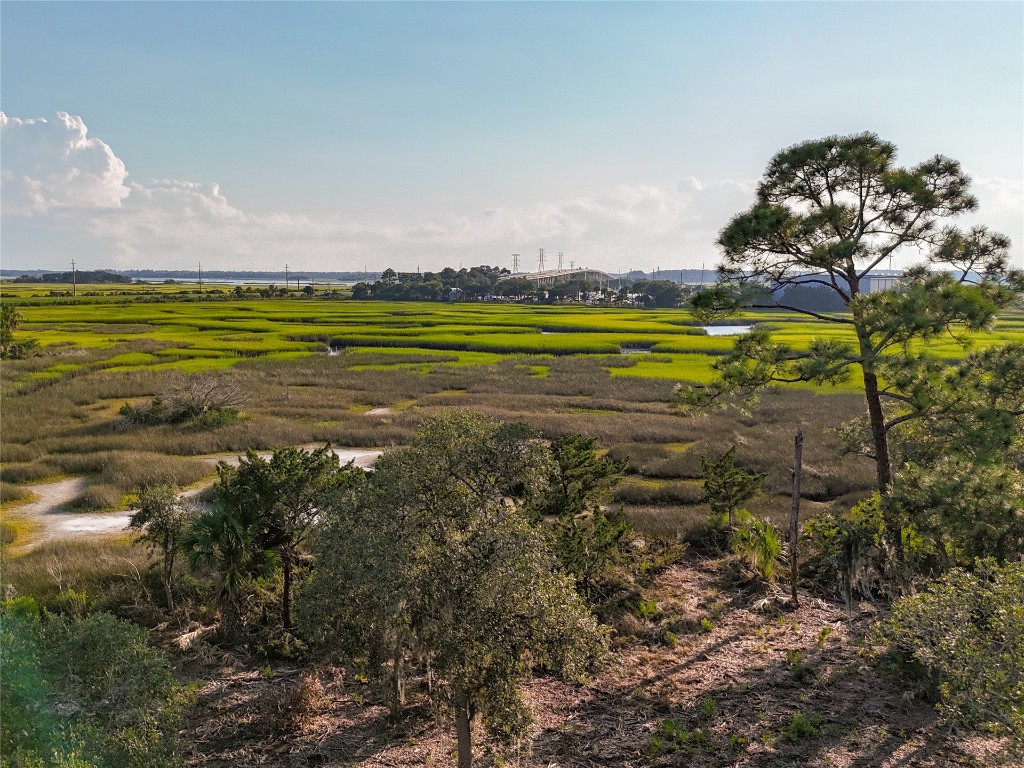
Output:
790,428,803,605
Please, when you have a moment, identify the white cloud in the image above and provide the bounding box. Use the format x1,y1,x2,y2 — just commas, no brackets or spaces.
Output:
1,112,130,214
970,174,1024,215
0,112,763,271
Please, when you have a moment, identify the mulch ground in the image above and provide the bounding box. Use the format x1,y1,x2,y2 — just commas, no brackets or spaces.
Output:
178,555,1017,767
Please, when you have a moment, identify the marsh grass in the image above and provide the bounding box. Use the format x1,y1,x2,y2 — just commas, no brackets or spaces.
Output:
1,299,913,533
0,461,61,484
67,483,126,511
46,451,212,492
0,481,32,503
625,504,711,541
1,537,154,607
614,478,706,505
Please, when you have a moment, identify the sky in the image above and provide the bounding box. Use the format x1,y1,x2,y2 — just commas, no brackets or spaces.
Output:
2,1,1022,275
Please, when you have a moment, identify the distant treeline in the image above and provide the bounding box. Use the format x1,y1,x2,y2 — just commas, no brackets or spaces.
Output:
10,270,131,284
120,269,379,281
352,266,511,301
352,265,704,307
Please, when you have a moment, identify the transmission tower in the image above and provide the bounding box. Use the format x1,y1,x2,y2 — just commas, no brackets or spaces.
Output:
538,248,546,271
557,251,564,270
512,253,520,273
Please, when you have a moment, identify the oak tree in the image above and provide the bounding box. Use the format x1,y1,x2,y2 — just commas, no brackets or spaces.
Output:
300,413,604,768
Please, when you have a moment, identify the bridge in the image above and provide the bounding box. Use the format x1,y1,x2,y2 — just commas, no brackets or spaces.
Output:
496,268,615,288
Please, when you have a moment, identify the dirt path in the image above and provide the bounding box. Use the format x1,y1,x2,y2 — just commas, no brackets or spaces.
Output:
5,477,135,544
3,447,384,550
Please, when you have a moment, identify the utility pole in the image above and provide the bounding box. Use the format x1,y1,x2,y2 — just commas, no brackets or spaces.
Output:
71,259,77,297
285,263,289,290
198,262,203,294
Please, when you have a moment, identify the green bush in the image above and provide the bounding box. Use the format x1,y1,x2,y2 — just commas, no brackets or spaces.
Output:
0,610,184,767
807,494,921,604
731,515,782,581
782,711,822,742
875,559,1024,738
190,407,241,430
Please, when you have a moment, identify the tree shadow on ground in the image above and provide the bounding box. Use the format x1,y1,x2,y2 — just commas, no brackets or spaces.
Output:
530,594,1008,768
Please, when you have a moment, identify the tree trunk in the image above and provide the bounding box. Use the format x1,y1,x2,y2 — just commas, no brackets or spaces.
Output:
454,691,473,768
861,366,892,492
789,429,803,606
852,312,892,493
163,575,175,612
282,555,293,629
163,554,175,611
163,537,176,610
390,650,406,715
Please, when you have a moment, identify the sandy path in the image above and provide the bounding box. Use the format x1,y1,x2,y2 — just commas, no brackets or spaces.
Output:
3,447,384,549
4,477,135,543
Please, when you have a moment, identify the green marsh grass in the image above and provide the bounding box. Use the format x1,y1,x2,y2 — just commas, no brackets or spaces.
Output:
2,295,1014,541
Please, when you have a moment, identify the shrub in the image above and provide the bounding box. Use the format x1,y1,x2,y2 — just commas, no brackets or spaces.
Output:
875,559,1024,738
731,515,782,581
0,610,184,767
190,407,241,430
782,711,822,742
644,719,707,758
806,494,920,605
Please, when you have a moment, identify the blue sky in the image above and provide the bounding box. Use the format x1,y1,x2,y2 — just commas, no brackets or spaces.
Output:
2,1,1021,273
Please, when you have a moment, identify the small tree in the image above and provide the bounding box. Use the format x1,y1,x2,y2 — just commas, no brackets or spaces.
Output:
701,446,764,528
129,485,195,610
536,435,632,600
216,445,361,629
0,304,22,351
164,373,246,421
300,413,605,767
180,503,255,626
538,435,626,519
683,132,1021,492
0,303,37,359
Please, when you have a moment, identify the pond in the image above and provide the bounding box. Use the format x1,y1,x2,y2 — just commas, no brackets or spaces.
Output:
703,324,753,336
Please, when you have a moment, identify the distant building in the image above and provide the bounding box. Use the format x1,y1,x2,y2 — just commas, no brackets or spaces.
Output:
863,273,904,293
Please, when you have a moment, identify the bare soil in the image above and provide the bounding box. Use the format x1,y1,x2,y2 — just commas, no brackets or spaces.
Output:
175,556,1017,767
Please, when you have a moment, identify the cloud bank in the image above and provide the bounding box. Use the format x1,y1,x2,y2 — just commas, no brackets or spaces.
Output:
2,113,1020,273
